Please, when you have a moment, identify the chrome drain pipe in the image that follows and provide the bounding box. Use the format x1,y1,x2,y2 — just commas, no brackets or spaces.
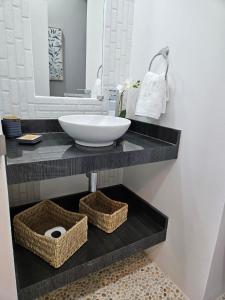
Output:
86,172,98,192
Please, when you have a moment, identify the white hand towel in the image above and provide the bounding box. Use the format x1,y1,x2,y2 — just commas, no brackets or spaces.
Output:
91,78,102,98
161,79,169,114
135,72,167,119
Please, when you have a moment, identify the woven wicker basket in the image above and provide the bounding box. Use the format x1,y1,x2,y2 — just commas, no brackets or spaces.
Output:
79,191,128,233
13,200,88,268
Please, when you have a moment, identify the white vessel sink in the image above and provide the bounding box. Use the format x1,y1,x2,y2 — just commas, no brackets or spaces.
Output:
58,115,131,147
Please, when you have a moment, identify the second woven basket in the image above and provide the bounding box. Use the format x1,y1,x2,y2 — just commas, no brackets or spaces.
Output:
79,191,128,233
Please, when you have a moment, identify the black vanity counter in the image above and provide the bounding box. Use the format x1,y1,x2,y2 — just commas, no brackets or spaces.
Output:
5,119,181,185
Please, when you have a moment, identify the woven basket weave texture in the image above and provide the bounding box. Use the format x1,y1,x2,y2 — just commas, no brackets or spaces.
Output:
13,200,88,268
79,191,128,233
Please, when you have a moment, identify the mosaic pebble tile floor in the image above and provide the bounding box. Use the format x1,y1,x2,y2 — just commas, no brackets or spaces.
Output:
39,252,188,300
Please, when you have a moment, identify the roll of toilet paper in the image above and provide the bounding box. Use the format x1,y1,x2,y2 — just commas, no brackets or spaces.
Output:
44,226,66,238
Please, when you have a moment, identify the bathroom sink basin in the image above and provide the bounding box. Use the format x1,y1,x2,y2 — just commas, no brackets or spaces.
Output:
58,115,131,147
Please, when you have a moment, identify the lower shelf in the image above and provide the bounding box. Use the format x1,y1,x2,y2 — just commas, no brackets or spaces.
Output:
11,185,168,300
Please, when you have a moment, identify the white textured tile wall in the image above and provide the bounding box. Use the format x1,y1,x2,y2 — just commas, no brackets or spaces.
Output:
103,0,134,95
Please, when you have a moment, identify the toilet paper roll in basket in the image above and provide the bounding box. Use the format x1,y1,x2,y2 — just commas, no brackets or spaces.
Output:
45,226,66,238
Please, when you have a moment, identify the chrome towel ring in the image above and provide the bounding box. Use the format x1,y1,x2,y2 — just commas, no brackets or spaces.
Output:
148,47,169,80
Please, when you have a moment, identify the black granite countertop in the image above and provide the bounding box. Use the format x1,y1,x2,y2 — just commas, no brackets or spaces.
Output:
5,120,181,185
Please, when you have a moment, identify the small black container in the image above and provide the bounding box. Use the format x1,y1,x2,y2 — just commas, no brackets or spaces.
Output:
2,118,22,138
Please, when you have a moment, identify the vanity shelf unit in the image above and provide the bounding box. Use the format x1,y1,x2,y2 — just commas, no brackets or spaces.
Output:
5,119,181,300
11,185,168,300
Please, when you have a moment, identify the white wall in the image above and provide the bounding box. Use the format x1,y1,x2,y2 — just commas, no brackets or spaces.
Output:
86,0,105,90
124,0,225,299
30,0,50,96
0,124,17,300
204,203,225,300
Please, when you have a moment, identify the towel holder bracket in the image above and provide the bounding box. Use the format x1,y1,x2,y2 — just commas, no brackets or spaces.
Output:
148,47,169,80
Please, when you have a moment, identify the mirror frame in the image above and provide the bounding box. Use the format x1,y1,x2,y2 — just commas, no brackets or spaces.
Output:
31,0,106,101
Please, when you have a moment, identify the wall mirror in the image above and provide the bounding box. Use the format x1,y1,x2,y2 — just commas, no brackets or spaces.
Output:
0,0,135,119
30,0,105,99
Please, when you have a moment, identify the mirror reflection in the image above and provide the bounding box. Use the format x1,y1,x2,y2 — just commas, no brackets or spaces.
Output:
31,0,105,98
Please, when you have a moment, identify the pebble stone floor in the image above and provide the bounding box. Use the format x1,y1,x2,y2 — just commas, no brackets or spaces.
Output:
39,252,188,300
